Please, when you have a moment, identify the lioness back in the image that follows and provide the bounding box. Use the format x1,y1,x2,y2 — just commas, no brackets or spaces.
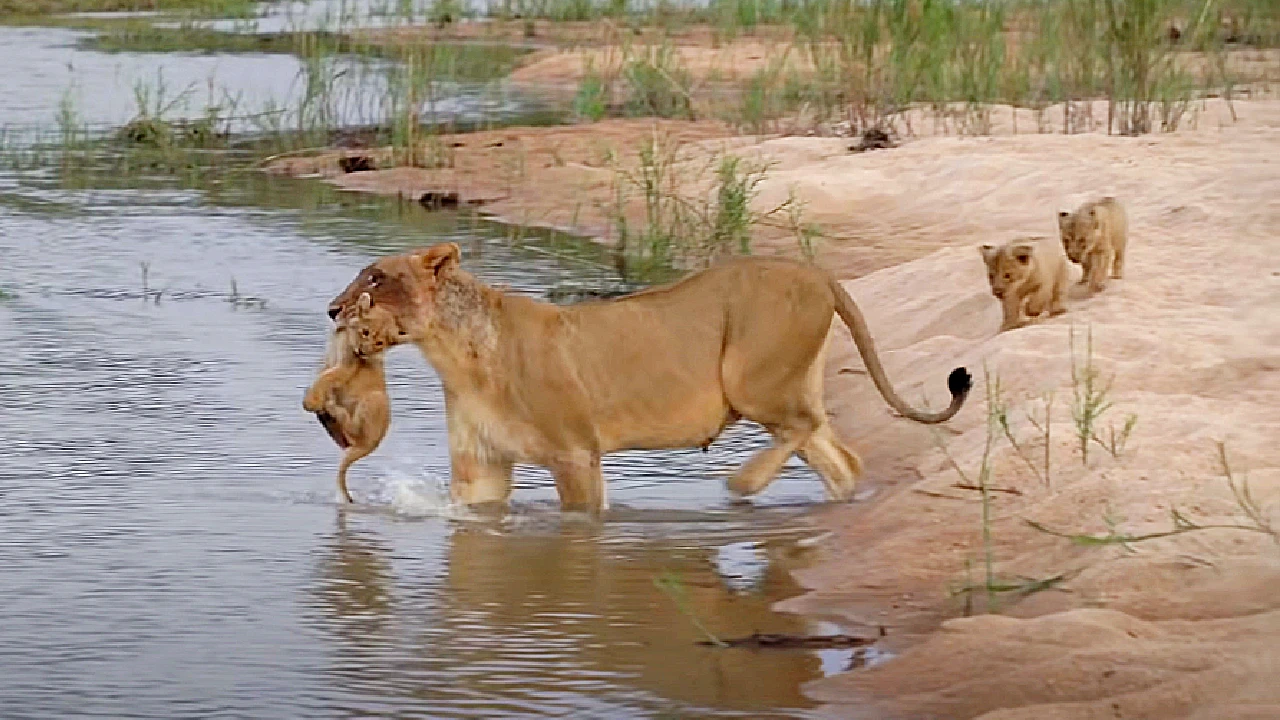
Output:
558,258,838,453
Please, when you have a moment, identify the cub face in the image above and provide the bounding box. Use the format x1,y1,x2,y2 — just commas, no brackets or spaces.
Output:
1057,208,1096,264
979,242,1035,299
341,292,400,357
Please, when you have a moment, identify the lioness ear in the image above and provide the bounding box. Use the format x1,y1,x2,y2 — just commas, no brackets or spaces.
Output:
1011,244,1034,265
357,291,372,313
418,242,461,277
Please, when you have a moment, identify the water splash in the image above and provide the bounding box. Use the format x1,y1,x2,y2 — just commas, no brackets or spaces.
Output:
376,473,471,519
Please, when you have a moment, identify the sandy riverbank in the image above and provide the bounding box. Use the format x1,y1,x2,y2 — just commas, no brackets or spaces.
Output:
779,98,1280,719
266,97,1280,718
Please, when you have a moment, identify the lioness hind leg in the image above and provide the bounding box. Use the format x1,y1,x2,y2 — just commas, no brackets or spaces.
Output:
727,428,811,498
720,303,830,499
797,423,862,501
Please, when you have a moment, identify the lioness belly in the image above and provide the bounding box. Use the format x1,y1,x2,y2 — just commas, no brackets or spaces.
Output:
563,297,730,454
595,385,732,453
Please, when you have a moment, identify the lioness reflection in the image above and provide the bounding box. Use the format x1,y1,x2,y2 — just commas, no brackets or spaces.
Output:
442,522,822,712
310,513,825,715
325,243,971,510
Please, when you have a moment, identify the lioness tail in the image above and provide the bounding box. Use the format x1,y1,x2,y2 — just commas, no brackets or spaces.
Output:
827,276,971,424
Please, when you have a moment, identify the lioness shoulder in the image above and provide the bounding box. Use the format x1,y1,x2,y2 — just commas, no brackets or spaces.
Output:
979,236,1071,332
1057,196,1128,294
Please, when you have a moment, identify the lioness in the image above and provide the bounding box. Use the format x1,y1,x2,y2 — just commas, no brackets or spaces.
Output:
327,243,971,512
1057,196,1128,294
980,236,1071,332
304,292,393,503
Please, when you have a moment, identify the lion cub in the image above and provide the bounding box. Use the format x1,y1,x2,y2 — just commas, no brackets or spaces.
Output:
303,292,393,503
1057,196,1128,294
979,236,1071,332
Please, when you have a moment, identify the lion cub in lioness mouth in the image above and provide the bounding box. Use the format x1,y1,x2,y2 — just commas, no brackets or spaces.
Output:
303,292,393,503
980,236,1071,332
1058,196,1128,295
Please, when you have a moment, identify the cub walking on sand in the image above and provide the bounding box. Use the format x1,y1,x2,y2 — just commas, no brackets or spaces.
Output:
303,292,393,503
980,236,1072,332
1058,196,1128,294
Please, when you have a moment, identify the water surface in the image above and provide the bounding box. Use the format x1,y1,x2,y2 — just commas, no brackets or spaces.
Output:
0,15,859,719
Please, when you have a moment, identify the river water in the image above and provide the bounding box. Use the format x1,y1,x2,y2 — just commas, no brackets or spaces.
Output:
0,16,868,720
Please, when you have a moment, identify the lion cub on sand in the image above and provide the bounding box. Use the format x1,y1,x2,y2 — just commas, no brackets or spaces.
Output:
980,236,1071,332
1058,196,1128,294
303,292,393,503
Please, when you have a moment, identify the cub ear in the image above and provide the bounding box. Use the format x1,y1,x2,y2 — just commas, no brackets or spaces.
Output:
417,242,461,277
356,291,372,313
1010,244,1034,265
979,244,999,262
1057,210,1070,228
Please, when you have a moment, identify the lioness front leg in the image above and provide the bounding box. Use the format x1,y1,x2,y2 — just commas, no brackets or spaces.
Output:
450,451,514,508
550,453,606,515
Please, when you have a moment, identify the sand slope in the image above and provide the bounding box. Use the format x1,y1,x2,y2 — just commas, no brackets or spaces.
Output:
766,100,1280,719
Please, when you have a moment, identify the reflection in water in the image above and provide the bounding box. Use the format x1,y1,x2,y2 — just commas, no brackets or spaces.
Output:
314,510,396,657
310,510,835,718
444,519,822,713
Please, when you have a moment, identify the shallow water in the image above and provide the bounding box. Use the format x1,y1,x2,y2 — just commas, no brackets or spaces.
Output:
0,13,862,719
0,23,548,137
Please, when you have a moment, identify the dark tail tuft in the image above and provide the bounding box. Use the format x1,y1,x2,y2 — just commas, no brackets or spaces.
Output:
947,367,973,399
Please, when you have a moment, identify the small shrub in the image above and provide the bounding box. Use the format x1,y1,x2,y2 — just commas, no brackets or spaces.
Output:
573,65,609,122
623,44,695,119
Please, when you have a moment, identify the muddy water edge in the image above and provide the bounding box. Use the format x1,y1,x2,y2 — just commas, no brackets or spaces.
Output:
0,18,879,720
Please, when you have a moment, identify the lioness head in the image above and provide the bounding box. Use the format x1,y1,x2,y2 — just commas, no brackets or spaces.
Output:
1057,208,1095,264
342,292,399,357
327,243,462,344
979,242,1035,299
